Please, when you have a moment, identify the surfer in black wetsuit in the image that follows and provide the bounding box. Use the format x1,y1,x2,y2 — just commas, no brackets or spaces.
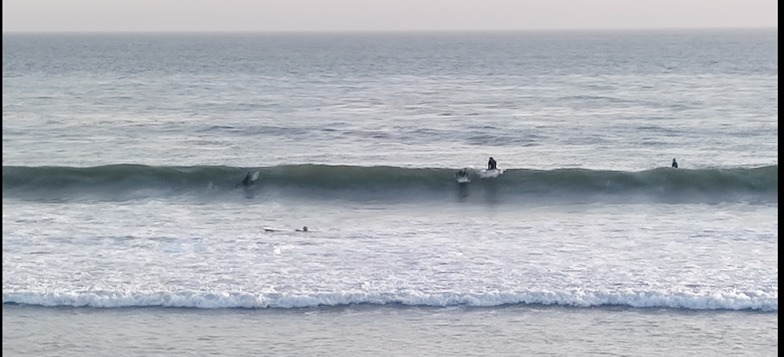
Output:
672,158,678,168
241,172,254,186
455,168,468,179
488,157,497,170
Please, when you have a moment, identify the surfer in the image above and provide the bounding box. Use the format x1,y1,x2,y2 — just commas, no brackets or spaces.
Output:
672,158,678,168
488,157,497,170
265,226,307,232
455,168,468,179
241,172,255,187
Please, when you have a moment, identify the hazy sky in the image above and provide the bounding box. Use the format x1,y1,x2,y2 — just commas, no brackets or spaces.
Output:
3,0,778,32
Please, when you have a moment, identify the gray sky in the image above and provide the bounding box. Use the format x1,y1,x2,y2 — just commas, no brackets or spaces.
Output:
2,0,778,32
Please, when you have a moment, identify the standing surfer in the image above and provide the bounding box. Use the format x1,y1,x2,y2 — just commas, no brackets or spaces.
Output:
488,157,497,170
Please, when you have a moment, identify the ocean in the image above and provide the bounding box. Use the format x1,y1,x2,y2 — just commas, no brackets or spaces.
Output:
2,29,778,356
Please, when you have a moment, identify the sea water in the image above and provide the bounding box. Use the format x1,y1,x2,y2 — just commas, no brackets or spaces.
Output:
2,30,777,356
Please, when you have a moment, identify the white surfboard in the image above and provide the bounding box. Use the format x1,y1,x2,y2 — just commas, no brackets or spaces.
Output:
478,168,505,178
456,176,471,183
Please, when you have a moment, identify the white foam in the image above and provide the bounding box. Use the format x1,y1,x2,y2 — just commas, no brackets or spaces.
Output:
3,289,777,311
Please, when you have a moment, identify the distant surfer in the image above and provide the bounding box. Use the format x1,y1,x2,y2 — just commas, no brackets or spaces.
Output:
455,168,469,179
488,157,497,170
241,172,254,186
240,171,260,187
672,158,678,168
264,226,307,232
242,172,252,185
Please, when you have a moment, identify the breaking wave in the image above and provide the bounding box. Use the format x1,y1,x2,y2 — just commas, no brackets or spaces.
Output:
2,164,777,204
3,288,776,311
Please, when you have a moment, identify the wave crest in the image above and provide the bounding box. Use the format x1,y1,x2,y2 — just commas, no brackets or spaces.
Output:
3,289,776,311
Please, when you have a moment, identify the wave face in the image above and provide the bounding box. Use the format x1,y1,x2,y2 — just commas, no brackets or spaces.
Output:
3,164,777,203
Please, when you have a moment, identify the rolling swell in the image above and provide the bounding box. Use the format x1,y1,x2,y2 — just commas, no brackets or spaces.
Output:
2,164,777,203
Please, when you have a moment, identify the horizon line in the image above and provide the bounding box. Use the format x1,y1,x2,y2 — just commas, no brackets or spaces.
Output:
2,26,778,35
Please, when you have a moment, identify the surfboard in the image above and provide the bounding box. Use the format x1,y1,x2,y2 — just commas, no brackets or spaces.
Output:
478,168,504,178
264,226,309,233
250,171,260,183
456,176,471,183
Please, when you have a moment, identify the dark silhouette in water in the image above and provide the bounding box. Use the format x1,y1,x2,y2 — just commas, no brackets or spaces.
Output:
265,226,308,232
488,157,497,170
241,172,254,186
672,158,679,168
238,172,259,199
